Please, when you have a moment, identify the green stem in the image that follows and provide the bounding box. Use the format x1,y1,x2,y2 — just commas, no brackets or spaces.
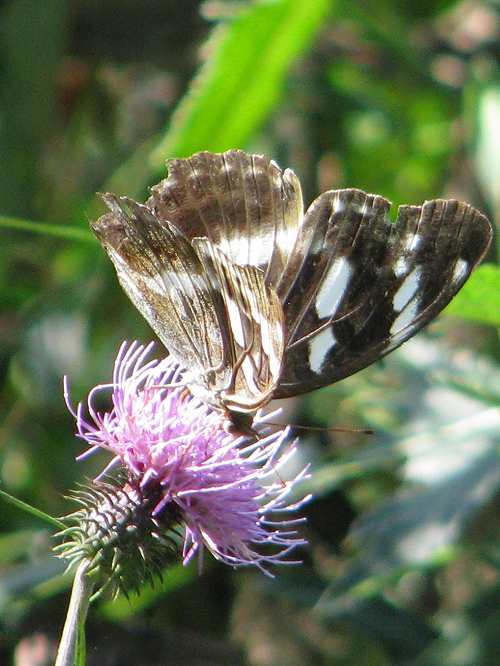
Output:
0,214,95,243
0,489,65,529
55,560,95,666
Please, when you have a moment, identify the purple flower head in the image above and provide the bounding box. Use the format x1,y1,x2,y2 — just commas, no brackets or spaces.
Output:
65,341,310,575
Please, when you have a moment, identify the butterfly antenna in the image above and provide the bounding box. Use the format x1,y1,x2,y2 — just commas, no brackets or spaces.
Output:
265,422,374,436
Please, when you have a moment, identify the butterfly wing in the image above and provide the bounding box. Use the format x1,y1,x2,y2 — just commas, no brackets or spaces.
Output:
148,149,304,293
92,194,284,412
92,194,233,393
193,239,284,412
273,189,492,398
94,152,492,413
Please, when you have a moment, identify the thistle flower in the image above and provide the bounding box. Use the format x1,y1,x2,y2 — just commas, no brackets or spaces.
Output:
59,342,310,593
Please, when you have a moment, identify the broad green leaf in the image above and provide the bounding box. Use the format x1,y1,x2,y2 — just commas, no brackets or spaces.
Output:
98,0,333,208
474,83,500,224
150,0,333,165
99,562,196,620
319,445,499,614
445,264,500,326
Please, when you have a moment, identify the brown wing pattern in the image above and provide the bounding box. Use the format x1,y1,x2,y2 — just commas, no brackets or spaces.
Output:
91,194,232,394
92,151,492,417
273,189,492,398
92,192,285,414
148,149,304,293
193,239,284,412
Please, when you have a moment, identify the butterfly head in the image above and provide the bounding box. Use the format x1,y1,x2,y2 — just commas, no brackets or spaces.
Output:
221,411,256,437
184,377,256,437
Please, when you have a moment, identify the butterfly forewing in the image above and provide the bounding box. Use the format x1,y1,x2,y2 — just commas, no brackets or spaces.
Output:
273,190,492,398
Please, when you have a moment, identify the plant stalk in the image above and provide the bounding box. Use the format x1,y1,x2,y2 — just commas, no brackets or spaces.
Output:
55,560,95,666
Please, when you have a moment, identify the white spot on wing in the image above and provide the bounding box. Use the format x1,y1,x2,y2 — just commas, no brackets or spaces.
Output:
404,233,421,252
226,298,245,347
393,256,408,278
309,327,336,374
393,267,422,312
259,316,282,377
390,297,420,335
452,258,468,284
316,257,352,319
219,226,299,268
241,355,259,393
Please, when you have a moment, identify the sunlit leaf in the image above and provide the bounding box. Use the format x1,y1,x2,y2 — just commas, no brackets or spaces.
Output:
99,562,196,620
445,264,500,326
150,0,333,164
98,0,333,207
474,83,500,225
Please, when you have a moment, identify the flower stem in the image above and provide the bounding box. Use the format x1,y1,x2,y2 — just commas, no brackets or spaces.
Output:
55,561,95,666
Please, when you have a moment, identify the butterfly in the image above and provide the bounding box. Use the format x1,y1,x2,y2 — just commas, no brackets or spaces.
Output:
91,150,492,432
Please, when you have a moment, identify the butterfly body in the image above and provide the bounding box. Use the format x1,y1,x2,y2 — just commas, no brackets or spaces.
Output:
92,150,492,427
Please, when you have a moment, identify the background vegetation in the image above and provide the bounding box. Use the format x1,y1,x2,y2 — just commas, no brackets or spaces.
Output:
1,1,499,664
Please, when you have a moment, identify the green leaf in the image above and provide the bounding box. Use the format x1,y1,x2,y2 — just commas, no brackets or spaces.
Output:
474,83,500,225
93,0,330,209
444,264,500,326
99,562,196,620
150,0,332,165
85,0,333,216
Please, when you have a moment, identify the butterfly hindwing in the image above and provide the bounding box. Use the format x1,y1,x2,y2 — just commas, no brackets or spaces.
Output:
148,149,303,293
274,190,492,398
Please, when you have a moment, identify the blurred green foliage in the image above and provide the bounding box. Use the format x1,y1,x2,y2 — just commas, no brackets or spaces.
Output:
0,1,498,664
